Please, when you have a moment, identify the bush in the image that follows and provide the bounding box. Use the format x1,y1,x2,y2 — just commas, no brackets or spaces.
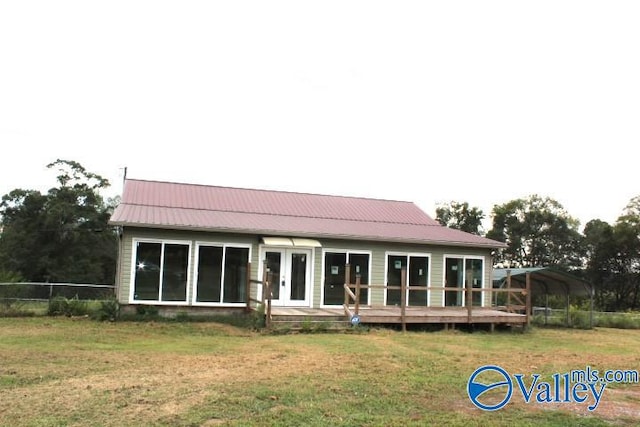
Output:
596,313,640,329
93,298,119,321
47,295,89,317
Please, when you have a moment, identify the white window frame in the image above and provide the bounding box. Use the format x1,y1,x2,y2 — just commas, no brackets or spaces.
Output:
441,254,486,308
192,241,252,307
383,251,431,306
320,249,373,308
129,238,192,305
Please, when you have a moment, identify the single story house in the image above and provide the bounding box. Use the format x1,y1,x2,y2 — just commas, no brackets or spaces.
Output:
109,179,506,314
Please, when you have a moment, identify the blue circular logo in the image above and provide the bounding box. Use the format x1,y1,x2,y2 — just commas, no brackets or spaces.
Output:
467,365,513,411
350,315,360,326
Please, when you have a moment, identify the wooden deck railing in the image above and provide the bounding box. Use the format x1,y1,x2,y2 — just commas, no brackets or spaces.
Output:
248,263,531,331
343,266,532,330
246,263,273,329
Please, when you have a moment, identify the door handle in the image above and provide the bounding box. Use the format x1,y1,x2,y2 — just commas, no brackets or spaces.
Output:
281,280,285,287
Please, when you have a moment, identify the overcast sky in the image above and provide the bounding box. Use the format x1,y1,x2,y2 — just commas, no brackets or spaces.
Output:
1,1,638,230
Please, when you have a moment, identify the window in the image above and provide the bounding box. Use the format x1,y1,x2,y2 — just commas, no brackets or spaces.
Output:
386,253,430,306
444,256,484,307
323,251,370,305
133,241,190,302
194,244,250,304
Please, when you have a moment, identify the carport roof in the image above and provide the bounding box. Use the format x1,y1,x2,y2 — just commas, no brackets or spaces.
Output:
493,268,592,296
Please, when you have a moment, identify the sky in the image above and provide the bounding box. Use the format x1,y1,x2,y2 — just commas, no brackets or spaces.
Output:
1,1,639,231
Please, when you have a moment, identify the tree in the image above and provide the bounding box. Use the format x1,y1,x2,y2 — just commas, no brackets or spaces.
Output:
0,160,117,284
435,201,484,235
486,195,583,269
583,216,640,311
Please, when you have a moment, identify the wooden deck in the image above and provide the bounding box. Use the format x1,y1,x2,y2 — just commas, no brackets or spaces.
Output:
270,306,527,325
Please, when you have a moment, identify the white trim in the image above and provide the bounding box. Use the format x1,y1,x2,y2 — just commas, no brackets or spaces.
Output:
442,254,486,308
258,244,315,308
383,251,432,306
192,241,252,307
129,238,192,304
320,248,373,308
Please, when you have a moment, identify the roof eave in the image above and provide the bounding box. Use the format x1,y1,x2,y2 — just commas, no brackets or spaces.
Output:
109,221,506,249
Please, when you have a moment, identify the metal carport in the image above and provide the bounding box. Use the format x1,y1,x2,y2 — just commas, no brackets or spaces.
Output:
493,268,594,328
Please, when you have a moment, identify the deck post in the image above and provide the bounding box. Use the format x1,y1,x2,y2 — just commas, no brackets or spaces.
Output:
355,274,361,315
261,265,267,305
344,264,351,309
525,272,531,327
466,269,473,324
400,267,407,332
245,262,252,312
265,268,272,330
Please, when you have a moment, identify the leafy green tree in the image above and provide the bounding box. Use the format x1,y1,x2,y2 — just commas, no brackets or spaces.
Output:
486,195,583,269
435,201,484,235
583,196,640,311
583,216,640,311
0,160,117,284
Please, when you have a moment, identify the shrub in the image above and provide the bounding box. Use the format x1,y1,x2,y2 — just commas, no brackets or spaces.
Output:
93,298,119,321
47,295,89,317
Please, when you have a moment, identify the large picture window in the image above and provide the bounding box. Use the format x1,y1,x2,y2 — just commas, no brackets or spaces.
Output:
444,256,484,307
386,253,430,306
194,244,250,304
133,241,190,302
323,251,370,306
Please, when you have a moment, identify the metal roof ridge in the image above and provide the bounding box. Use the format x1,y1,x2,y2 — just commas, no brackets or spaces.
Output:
124,178,418,205
114,202,438,226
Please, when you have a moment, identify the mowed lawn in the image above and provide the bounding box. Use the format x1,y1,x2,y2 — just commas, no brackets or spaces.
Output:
1,319,639,426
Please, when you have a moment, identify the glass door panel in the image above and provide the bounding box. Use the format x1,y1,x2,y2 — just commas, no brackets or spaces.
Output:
408,256,428,306
386,255,406,305
265,251,283,302
263,248,311,307
445,258,464,306
289,252,307,302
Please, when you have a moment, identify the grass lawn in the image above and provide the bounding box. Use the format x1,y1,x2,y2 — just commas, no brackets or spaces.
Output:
0,319,639,426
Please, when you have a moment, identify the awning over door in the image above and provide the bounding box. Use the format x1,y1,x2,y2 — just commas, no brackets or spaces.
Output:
261,237,322,248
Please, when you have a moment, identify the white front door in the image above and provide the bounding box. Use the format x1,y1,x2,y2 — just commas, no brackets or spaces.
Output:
262,248,312,307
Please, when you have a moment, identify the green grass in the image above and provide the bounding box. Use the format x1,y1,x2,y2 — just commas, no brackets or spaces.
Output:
0,319,638,426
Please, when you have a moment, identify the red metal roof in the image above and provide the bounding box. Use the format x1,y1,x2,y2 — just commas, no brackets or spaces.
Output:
110,179,504,248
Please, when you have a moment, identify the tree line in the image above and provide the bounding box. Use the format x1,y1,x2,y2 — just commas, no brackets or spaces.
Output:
0,160,117,285
1,161,637,312
436,197,640,311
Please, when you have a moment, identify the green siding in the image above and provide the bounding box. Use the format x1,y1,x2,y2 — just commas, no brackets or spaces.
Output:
314,238,493,308
119,227,260,304
119,228,494,309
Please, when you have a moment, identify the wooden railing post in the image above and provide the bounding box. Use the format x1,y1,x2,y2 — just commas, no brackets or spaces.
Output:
400,267,406,332
265,268,272,330
261,266,268,305
245,262,252,312
344,264,351,308
355,274,361,315
466,269,473,323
